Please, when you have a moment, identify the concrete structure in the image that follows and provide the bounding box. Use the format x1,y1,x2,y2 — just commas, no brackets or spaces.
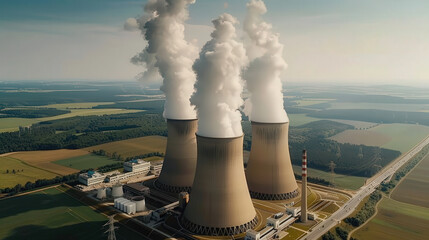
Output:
182,135,258,236
124,182,150,196
111,184,124,198
96,188,107,199
308,212,317,220
155,119,197,193
106,170,148,183
246,122,299,200
114,197,136,215
150,161,163,175
132,196,146,212
78,171,105,186
301,150,308,223
286,207,300,218
123,159,150,173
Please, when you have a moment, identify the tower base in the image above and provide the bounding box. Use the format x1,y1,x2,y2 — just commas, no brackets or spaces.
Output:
181,216,258,236
250,188,299,201
154,179,191,194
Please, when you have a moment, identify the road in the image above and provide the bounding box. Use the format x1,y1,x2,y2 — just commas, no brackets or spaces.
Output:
303,135,429,240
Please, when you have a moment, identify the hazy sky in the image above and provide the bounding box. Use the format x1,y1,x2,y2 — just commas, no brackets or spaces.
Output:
0,0,428,86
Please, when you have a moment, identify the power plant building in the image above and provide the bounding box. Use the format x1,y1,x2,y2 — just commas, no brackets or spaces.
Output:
155,119,197,193
123,159,150,173
246,122,299,200
182,135,258,236
78,171,105,186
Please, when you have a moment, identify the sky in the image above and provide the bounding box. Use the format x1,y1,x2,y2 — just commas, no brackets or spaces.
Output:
0,0,428,86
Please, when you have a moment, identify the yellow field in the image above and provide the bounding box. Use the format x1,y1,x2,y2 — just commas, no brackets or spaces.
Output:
84,136,167,158
0,156,59,188
9,149,89,175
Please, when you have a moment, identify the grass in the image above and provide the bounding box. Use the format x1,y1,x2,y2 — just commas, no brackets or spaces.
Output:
282,227,306,240
0,156,58,188
288,114,319,127
329,123,429,153
319,203,340,214
292,165,366,190
84,135,167,159
54,154,118,171
9,149,89,175
329,102,429,112
352,197,429,240
391,153,429,208
0,108,143,132
0,186,141,240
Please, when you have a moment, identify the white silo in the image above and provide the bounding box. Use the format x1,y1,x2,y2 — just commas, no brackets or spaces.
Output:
132,196,146,212
96,188,107,199
111,184,124,198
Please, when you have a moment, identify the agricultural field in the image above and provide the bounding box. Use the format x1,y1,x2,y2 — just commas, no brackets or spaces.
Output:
328,102,429,112
352,197,429,240
292,165,366,190
54,154,118,171
325,119,377,129
84,136,167,159
0,108,143,133
294,99,334,107
0,186,141,240
9,149,88,175
330,123,429,153
288,114,319,127
43,102,114,109
391,153,429,208
0,156,58,188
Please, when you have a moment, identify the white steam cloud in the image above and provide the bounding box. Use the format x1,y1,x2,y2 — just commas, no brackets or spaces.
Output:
243,0,289,123
132,0,198,119
191,13,247,138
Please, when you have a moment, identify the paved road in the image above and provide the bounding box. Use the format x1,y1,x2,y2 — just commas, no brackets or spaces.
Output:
303,136,429,240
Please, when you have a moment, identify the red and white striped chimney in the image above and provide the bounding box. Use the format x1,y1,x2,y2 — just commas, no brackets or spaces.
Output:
301,150,308,223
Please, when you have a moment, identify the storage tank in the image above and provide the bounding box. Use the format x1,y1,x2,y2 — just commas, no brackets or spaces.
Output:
246,122,299,200
125,202,136,215
132,196,146,212
182,135,258,236
96,188,107,199
155,119,198,193
111,184,124,198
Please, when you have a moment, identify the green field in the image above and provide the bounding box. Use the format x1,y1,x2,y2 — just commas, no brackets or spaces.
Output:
352,197,429,240
0,186,141,240
329,102,429,112
0,108,143,133
0,156,58,188
54,154,118,171
43,102,114,109
330,123,429,153
84,136,167,159
292,165,366,190
391,153,429,208
288,114,319,126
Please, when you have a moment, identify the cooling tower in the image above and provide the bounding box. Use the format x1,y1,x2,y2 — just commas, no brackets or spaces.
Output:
182,135,258,236
246,122,299,200
132,196,146,212
155,119,198,193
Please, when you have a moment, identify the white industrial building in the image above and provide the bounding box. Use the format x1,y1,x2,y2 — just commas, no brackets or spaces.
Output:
114,197,147,215
123,159,150,173
78,171,105,186
150,161,163,175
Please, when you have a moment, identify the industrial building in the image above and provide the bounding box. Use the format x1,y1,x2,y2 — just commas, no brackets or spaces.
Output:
150,161,163,175
155,119,198,193
78,171,105,186
182,135,258,236
124,159,151,173
246,122,299,200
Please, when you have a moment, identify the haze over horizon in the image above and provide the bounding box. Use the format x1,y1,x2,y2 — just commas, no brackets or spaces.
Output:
0,0,428,87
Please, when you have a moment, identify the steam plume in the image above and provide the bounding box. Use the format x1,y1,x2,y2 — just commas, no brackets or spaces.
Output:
133,0,197,119
191,14,247,138
243,0,289,123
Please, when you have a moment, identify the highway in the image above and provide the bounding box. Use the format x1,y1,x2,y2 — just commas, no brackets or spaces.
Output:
303,136,429,240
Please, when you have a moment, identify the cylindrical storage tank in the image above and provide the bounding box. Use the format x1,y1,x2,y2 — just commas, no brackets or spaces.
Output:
182,135,258,236
155,119,198,193
246,122,299,200
96,188,107,199
132,196,146,212
111,185,124,198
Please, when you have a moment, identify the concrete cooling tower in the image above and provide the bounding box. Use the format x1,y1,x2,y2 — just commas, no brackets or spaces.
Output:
182,135,257,236
155,119,198,193
246,122,299,200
